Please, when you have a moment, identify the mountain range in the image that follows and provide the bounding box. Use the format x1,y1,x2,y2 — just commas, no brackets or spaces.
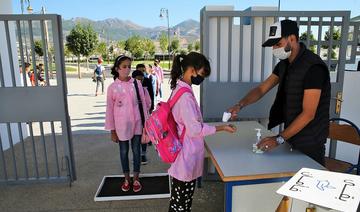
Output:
61,17,200,43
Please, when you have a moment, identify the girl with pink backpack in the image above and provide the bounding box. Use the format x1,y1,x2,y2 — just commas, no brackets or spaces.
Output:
167,52,236,212
105,55,149,193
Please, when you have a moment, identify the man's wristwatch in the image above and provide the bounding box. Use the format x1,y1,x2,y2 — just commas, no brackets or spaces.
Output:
276,134,286,145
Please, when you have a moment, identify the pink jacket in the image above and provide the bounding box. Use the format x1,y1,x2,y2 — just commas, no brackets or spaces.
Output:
105,78,150,141
168,80,216,182
153,66,164,84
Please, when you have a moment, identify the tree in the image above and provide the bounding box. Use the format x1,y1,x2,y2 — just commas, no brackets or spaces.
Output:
117,40,126,50
66,24,98,78
194,40,200,52
63,45,72,61
159,32,168,61
96,42,107,60
170,38,180,55
322,28,341,59
114,40,126,56
179,49,187,55
187,43,193,52
300,31,316,53
124,35,144,59
143,38,155,60
34,40,44,57
108,45,114,60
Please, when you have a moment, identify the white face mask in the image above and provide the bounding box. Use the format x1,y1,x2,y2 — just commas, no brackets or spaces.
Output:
272,46,291,60
118,67,130,78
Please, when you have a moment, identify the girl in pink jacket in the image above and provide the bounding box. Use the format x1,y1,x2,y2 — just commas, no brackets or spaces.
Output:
168,52,236,212
105,55,148,193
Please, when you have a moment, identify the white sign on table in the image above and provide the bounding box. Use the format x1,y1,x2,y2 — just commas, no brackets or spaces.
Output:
277,168,360,212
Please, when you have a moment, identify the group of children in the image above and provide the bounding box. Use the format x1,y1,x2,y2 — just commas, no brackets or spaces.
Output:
20,62,46,86
104,52,236,211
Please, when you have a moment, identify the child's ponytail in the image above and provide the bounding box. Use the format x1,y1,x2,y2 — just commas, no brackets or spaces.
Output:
170,54,186,90
170,52,211,90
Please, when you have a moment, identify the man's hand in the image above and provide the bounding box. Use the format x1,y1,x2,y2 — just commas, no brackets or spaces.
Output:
227,104,243,120
257,136,278,152
111,131,119,143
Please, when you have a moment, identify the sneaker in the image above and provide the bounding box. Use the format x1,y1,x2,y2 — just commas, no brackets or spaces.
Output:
133,180,142,192
141,155,148,165
121,179,130,192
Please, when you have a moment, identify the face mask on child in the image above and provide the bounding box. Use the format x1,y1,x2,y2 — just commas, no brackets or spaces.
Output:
191,75,204,85
117,67,130,78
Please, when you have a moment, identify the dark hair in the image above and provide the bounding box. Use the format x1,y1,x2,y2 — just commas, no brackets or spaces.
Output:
136,63,145,70
148,64,152,68
111,55,132,80
25,62,31,68
132,70,144,78
170,52,211,89
154,59,160,66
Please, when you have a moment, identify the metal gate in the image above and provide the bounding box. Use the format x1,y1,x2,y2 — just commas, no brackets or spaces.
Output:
0,14,75,184
200,7,357,122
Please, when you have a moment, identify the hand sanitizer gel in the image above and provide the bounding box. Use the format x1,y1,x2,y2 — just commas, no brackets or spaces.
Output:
252,128,264,153
255,128,262,143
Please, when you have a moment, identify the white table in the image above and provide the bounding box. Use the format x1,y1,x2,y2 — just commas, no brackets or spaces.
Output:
205,121,324,212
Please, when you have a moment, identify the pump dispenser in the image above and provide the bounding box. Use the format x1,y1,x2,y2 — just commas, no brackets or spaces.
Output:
253,128,264,154
255,128,262,143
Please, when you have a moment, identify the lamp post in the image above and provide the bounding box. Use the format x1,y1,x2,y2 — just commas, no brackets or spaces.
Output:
20,0,32,62
160,8,170,70
278,0,281,11
101,28,110,64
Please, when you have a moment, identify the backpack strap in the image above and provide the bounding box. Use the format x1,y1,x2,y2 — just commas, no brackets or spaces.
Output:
168,87,192,109
133,79,145,127
179,125,186,140
168,87,192,141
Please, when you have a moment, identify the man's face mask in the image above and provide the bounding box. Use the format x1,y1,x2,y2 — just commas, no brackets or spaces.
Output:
272,39,292,60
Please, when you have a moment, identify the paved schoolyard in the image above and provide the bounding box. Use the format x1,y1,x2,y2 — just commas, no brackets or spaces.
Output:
0,74,223,212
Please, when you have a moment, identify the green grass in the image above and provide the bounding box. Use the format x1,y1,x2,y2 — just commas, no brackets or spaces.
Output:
64,60,173,72
65,66,78,72
131,60,172,70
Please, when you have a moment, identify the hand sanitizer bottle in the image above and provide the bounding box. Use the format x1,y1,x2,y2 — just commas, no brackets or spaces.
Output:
255,128,262,144
252,128,263,153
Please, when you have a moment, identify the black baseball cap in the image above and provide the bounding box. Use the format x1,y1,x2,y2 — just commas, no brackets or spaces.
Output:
262,20,299,47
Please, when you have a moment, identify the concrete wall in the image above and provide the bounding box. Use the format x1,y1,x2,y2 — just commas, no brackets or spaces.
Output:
329,70,360,164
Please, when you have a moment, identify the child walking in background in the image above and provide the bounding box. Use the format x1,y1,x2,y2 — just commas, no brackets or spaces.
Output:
168,52,236,211
93,58,106,96
147,64,158,104
105,55,148,193
153,59,164,100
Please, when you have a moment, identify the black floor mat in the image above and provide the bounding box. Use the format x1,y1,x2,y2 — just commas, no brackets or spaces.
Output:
95,174,171,201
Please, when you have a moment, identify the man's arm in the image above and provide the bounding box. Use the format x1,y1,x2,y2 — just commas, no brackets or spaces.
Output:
257,89,322,151
280,89,321,140
228,73,279,119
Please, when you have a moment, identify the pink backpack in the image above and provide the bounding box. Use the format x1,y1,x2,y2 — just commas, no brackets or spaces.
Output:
145,87,192,163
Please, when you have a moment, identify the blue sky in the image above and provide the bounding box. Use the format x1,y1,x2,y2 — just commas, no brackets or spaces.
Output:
12,0,360,27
